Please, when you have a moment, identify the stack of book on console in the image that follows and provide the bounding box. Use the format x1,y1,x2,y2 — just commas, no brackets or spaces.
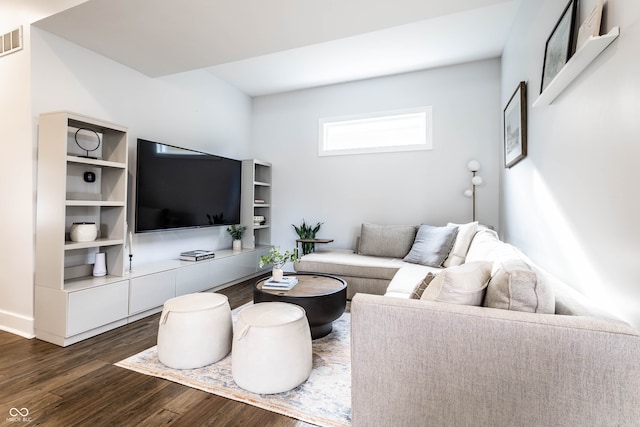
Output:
263,276,298,290
180,250,215,261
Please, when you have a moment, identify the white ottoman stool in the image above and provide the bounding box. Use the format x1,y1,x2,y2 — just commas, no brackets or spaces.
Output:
157,292,232,369
232,302,312,394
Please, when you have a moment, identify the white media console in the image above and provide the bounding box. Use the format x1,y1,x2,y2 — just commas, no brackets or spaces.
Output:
37,246,272,347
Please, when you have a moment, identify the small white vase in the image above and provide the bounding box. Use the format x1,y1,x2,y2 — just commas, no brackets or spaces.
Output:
272,267,284,282
232,239,242,251
93,252,107,277
70,222,98,242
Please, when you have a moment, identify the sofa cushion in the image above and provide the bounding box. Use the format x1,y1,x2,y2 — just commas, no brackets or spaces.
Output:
443,221,478,267
420,261,492,306
295,249,405,280
482,247,555,314
403,224,458,267
464,228,502,263
358,223,417,258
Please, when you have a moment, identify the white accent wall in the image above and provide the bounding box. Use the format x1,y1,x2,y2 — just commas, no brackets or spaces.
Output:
251,59,501,253
0,23,252,337
0,0,89,338
0,13,35,338
31,29,253,267
501,0,640,327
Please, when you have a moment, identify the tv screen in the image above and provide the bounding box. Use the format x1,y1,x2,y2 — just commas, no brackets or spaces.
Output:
135,139,241,233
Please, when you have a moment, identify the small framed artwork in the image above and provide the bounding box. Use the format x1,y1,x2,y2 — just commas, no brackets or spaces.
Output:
576,0,604,51
503,81,527,168
540,0,579,94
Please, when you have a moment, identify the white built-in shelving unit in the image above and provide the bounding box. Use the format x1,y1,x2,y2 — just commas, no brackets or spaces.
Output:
34,112,273,346
34,111,130,345
241,159,272,249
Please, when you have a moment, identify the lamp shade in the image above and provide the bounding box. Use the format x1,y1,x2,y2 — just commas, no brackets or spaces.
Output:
467,160,480,172
464,189,473,198
471,175,484,186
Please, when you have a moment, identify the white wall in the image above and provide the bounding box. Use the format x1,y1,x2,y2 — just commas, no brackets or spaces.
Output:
501,0,640,327
30,29,252,267
252,59,501,254
0,0,89,337
0,21,251,337
0,15,35,337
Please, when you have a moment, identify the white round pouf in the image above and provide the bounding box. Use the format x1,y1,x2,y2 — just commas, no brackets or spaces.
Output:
232,302,312,394
157,293,232,369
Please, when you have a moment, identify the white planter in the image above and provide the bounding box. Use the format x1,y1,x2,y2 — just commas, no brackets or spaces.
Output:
232,239,242,251
272,267,284,282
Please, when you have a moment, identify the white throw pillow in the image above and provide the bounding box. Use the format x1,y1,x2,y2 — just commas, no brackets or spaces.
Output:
421,261,493,306
443,221,478,267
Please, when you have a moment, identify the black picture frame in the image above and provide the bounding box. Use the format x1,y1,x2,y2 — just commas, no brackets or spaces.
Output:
503,81,527,168
540,0,579,94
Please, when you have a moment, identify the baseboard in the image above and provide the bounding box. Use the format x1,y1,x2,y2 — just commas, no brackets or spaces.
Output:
0,308,35,338
36,318,128,346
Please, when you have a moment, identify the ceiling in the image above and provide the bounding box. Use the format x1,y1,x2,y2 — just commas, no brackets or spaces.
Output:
33,0,518,96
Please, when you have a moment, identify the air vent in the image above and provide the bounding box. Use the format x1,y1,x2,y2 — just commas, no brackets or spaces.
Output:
0,26,23,58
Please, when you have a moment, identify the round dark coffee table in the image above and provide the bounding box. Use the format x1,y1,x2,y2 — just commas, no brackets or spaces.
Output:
253,273,347,339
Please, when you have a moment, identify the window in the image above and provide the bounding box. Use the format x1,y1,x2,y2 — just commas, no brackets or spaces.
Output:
318,107,433,156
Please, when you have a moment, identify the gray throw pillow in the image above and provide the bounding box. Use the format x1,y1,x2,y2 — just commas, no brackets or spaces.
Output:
358,223,417,258
403,224,458,267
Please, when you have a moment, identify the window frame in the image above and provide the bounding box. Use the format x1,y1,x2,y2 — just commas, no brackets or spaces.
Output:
318,106,433,157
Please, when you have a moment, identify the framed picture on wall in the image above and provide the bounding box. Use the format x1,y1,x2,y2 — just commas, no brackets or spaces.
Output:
540,0,579,94
503,81,527,168
576,0,604,51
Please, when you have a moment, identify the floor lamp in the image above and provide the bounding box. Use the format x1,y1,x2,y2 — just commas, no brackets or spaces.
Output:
464,160,483,221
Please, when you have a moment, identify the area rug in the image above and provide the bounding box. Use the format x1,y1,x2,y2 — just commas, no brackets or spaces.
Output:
115,304,351,427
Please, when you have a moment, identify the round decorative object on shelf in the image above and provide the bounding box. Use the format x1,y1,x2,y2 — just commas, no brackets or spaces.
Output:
70,222,98,242
75,127,101,159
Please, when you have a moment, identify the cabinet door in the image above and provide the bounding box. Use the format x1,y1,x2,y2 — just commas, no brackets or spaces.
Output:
67,280,129,336
176,262,211,295
209,256,239,287
236,251,259,278
130,269,176,314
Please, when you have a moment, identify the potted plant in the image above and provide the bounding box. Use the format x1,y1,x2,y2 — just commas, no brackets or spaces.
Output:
259,247,298,282
292,219,323,255
226,224,247,251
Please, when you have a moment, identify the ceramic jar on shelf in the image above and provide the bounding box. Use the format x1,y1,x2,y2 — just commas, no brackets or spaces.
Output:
69,222,98,242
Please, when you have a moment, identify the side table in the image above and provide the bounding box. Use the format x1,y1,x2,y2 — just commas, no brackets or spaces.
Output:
296,238,334,256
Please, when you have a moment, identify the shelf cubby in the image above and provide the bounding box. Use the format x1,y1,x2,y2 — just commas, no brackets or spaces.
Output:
36,111,128,291
242,159,272,248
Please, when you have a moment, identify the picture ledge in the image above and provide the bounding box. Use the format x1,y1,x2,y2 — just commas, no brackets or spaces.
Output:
533,26,619,107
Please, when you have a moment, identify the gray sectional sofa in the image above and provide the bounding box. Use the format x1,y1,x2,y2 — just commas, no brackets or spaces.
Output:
294,222,640,426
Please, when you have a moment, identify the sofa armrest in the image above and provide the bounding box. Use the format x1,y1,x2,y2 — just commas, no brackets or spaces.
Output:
350,293,640,427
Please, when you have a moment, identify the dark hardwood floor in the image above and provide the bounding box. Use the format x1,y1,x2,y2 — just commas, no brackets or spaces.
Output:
0,277,314,426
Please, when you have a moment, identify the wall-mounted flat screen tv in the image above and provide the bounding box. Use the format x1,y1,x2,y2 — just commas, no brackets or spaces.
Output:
135,138,241,233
